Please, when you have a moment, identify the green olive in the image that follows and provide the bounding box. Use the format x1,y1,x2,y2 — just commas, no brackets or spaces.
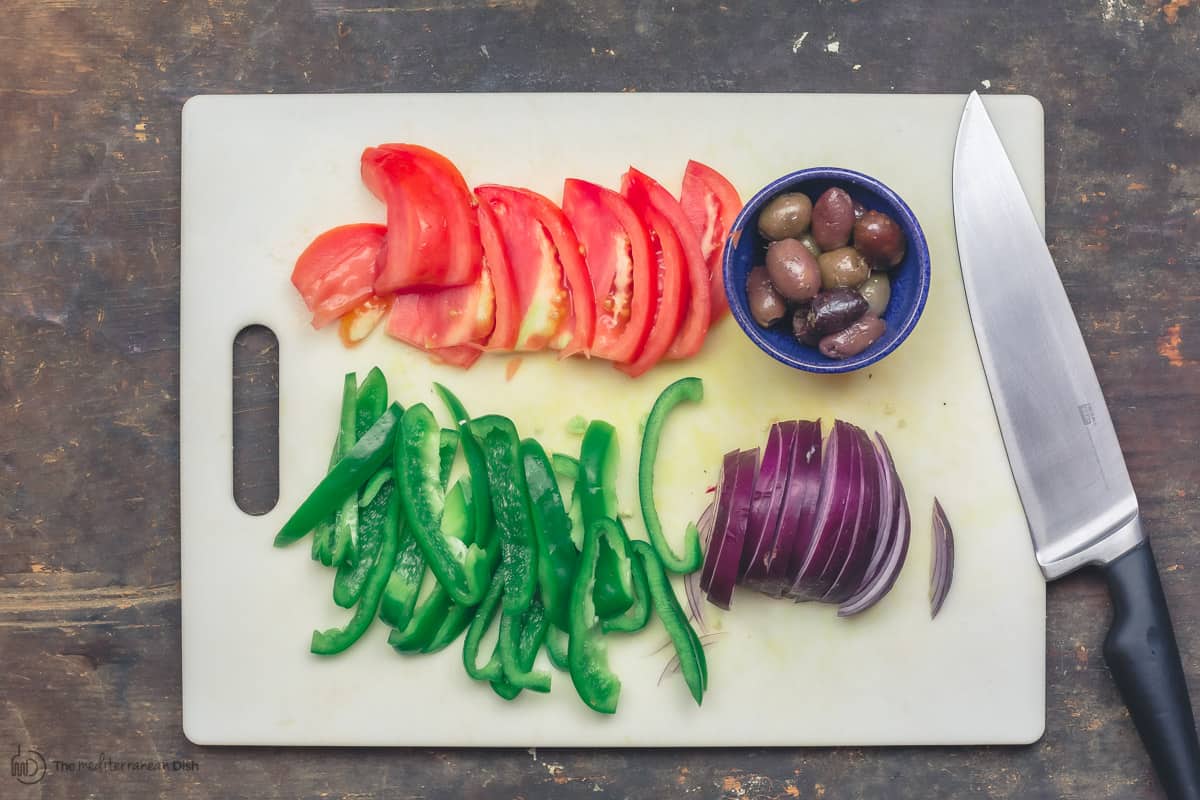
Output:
757,193,813,241
858,272,891,317
817,246,870,289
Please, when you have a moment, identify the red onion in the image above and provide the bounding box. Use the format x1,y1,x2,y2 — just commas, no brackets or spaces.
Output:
930,497,954,619
740,422,796,582
705,449,759,610
699,450,740,593
686,503,716,631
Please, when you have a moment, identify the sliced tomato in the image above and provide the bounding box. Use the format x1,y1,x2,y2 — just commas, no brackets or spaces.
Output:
615,204,686,378
562,178,654,364
474,185,597,354
338,295,389,347
622,168,711,360
385,268,495,350
361,146,480,292
680,159,742,320
428,345,484,370
291,223,386,329
476,198,520,350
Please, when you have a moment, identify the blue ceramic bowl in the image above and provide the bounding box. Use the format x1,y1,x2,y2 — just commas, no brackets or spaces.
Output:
723,167,931,374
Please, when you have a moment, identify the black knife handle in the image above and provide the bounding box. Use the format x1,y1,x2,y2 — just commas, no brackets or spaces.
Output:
1104,540,1200,799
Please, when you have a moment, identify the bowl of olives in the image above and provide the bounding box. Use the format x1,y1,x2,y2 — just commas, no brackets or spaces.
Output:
723,167,931,374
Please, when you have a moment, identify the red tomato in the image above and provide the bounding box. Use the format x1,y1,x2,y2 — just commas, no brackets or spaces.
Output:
361,146,480,292
291,223,386,329
385,268,495,350
615,204,686,378
562,178,654,364
680,159,742,320
474,185,597,355
622,168,711,360
428,345,484,370
338,295,389,347
476,198,520,351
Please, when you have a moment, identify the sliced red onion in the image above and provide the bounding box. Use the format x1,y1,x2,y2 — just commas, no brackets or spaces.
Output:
705,448,759,610
823,425,882,603
788,421,860,600
838,433,911,617
686,502,716,631
700,450,739,593
759,420,821,595
930,497,954,619
740,422,796,581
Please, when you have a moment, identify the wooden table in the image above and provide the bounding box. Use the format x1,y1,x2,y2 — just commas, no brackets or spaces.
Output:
2,1,1197,797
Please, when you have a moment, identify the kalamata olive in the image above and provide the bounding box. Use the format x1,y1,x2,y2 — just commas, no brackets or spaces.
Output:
807,288,869,335
858,272,891,317
853,201,866,221
811,187,855,250
792,304,820,346
819,314,887,359
817,246,870,289
765,239,821,301
757,193,813,241
853,210,906,269
746,266,788,327
798,233,821,258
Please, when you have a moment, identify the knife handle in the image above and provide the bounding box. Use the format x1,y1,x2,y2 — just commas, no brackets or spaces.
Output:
1104,540,1200,800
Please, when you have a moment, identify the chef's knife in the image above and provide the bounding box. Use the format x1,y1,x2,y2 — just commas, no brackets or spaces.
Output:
953,91,1200,799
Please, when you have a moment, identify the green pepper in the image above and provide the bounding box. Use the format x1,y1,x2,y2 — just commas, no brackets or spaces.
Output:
424,600,476,654
498,604,552,693
470,415,538,614
568,518,623,714
577,421,637,620
492,599,550,700
333,466,390,608
438,428,459,487
632,540,707,705
545,625,570,672
310,482,400,655
274,402,403,547
434,383,494,549
462,578,504,682
327,373,361,567
593,520,636,620
640,377,705,573
387,583,453,652
521,439,580,631
311,415,346,565
379,526,424,630
354,367,388,439
600,522,651,634
395,404,490,606
552,454,586,551
360,468,392,507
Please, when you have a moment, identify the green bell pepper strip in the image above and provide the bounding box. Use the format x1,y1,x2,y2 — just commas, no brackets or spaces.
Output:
545,625,569,671
521,439,580,631
378,526,424,630
387,584,453,652
470,415,538,615
360,469,392,507
498,605,552,693
600,522,651,634
462,578,505,682
332,465,390,608
310,482,400,655
639,377,705,573
433,383,494,549
568,518,623,714
395,404,490,606
274,402,403,546
354,367,388,439
632,540,707,705
327,373,361,567
438,428,459,487
577,421,635,620
424,600,476,654
552,454,585,552
551,453,579,480
311,423,344,565
492,599,550,700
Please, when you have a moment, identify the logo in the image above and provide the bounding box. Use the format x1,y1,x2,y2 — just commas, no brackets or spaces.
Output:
11,746,46,785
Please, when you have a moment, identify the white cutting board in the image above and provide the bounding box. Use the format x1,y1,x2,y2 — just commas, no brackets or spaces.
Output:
180,93,1046,746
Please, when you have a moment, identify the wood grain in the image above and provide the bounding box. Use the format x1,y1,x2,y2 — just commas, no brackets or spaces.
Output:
0,0,1197,797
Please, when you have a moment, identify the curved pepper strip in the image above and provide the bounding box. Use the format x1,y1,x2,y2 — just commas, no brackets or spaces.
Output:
552,453,586,552
639,377,705,573
424,597,476,654
433,383,494,549
469,415,538,614
274,402,403,546
379,527,424,630
333,466,390,608
387,587,453,652
328,372,361,567
395,404,490,606
593,519,637,620
311,402,349,564
600,521,651,634
499,603,552,693
462,578,505,681
568,518,623,714
310,482,400,655
438,428,459,487
521,439,580,631
578,421,636,620
545,625,570,672
492,598,550,700
632,540,707,705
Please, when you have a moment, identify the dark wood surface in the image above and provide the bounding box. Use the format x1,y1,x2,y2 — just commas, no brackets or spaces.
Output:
2,1,1198,797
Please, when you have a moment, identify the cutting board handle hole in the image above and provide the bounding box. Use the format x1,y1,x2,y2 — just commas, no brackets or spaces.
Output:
232,324,279,516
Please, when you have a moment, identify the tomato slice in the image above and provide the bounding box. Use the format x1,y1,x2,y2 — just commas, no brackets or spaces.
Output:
680,159,742,320
338,295,389,347
562,178,654,364
615,204,686,378
476,198,520,351
428,345,484,370
385,268,495,350
474,185,597,354
361,146,480,292
291,223,386,329
621,168,711,360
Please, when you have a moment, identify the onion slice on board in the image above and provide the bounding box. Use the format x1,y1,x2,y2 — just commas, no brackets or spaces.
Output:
740,422,795,581
930,497,954,619
705,449,759,610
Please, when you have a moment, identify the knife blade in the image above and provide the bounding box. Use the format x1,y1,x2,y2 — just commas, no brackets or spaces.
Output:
954,91,1200,800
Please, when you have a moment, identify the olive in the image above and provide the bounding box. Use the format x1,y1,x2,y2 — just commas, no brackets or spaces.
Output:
757,192,813,241
853,210,906,269
746,266,788,327
807,288,869,335
765,239,821,301
858,272,891,317
792,304,820,346
819,314,887,359
811,187,855,250
798,233,821,258
817,246,870,289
